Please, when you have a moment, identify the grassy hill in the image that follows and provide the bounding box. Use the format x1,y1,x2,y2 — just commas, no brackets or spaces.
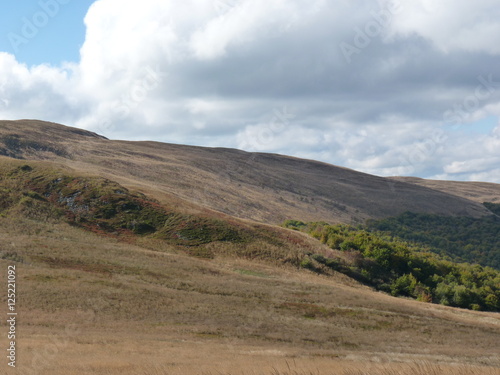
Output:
0,120,493,225
0,157,321,265
1,120,500,374
2,162,500,374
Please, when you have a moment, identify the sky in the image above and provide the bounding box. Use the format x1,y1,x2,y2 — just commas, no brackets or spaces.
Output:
0,0,500,183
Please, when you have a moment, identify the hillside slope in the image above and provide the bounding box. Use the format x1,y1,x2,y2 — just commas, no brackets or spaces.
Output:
1,176,500,374
1,120,500,373
391,176,500,204
0,120,494,224
0,157,321,264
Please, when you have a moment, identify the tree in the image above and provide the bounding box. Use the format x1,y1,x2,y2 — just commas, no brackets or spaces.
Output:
391,274,418,297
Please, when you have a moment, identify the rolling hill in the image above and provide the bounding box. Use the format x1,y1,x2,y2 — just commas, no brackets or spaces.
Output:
1,119,500,374
0,120,494,225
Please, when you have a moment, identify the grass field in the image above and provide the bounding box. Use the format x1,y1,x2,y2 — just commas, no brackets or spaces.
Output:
1,214,499,374
0,123,499,374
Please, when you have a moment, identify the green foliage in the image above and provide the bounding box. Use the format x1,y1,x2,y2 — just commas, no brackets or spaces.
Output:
0,163,250,248
283,220,500,312
484,202,500,216
391,274,418,297
300,256,316,271
282,219,306,230
367,211,500,270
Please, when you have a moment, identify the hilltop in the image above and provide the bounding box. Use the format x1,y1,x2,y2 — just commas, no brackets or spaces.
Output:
0,120,493,225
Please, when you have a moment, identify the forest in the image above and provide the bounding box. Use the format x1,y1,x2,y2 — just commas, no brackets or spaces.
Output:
366,203,500,270
283,220,500,312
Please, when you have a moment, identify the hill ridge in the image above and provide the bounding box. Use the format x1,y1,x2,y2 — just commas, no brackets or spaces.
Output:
0,119,496,224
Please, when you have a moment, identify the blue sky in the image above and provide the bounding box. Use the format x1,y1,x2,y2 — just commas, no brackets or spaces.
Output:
0,0,95,66
0,0,499,183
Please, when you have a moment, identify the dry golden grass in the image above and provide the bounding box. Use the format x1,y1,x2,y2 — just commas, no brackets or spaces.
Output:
10,333,500,375
1,120,500,374
1,213,499,374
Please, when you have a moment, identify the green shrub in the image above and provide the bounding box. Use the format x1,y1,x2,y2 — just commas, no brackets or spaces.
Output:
286,220,500,312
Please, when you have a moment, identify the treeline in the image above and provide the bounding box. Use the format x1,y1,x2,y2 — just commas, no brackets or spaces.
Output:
366,205,500,270
283,220,500,312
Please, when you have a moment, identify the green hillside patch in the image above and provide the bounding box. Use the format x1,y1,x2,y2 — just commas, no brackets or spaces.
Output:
283,221,500,312
0,160,308,268
0,161,251,249
2,164,169,235
366,210,500,270
484,202,500,216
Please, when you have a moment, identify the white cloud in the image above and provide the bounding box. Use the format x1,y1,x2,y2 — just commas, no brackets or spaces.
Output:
389,0,500,55
0,0,499,183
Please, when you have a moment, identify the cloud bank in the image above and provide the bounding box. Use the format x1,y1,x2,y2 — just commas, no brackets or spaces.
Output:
1,0,500,182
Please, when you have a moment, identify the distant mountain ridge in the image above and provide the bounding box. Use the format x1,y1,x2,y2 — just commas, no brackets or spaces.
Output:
0,119,496,225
